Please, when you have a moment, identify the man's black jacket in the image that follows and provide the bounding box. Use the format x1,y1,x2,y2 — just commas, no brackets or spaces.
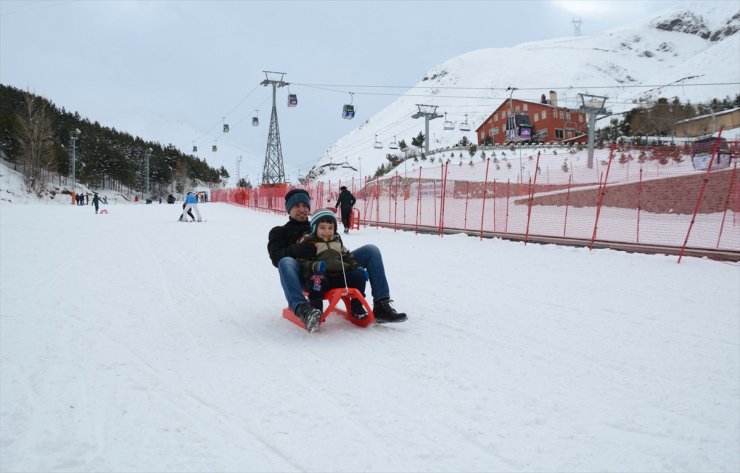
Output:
267,218,313,267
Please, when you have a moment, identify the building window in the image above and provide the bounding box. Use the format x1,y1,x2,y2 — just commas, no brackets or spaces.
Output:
515,106,520,113
579,114,583,122
566,112,571,120
494,113,497,121
534,114,539,122
555,129,564,139
523,104,528,111
541,111,547,120
490,127,499,136
559,111,564,119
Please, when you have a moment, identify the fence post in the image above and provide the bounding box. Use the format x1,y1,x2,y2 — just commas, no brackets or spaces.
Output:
394,172,399,232
492,179,497,233
637,167,644,243
563,173,572,237
439,162,449,236
415,167,423,234
716,161,737,249
479,158,491,240
524,151,541,244
464,181,470,231
589,143,616,250
505,178,510,234
679,128,725,263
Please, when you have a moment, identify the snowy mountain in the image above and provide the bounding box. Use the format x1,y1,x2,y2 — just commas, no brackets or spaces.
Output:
311,1,739,183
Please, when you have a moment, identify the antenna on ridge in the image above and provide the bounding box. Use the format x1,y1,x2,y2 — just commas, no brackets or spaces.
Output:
572,17,582,36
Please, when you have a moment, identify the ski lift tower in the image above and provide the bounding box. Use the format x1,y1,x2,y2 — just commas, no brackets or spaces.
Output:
411,104,442,154
579,93,608,169
260,71,288,184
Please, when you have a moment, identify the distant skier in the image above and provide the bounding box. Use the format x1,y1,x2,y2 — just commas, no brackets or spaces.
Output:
335,186,356,234
91,192,101,214
179,192,202,222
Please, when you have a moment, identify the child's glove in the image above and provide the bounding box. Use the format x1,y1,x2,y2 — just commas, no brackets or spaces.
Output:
357,267,369,281
312,261,326,274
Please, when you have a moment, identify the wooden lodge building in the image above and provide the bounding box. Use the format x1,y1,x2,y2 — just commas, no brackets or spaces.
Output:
475,91,589,145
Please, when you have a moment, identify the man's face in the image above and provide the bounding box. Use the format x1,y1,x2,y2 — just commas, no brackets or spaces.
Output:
289,202,310,222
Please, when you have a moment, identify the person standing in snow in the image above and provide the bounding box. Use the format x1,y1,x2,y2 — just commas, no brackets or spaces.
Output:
335,186,356,234
267,189,406,333
295,208,369,320
179,192,202,222
91,192,101,214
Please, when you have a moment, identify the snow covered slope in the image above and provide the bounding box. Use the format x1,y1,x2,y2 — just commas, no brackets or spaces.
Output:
312,1,739,182
1,202,738,471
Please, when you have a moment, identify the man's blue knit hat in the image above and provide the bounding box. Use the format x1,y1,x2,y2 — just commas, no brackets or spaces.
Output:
310,208,337,234
284,189,311,213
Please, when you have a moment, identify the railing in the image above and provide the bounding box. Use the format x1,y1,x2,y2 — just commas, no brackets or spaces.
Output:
213,141,740,261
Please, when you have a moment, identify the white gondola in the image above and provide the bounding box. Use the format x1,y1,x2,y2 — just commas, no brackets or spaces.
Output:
459,114,470,132
373,134,383,149
389,136,399,149
443,112,455,131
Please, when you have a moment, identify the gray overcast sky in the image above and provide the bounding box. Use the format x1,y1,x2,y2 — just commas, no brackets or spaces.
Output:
1,0,679,181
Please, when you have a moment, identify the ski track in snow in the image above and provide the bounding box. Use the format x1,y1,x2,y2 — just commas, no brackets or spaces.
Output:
1,202,738,472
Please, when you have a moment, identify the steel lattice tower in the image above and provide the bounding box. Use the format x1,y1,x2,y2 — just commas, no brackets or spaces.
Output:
260,71,287,184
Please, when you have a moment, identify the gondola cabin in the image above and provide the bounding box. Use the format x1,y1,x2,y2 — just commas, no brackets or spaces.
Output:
223,123,229,133
192,145,198,152
342,104,355,120
212,144,218,152
288,94,298,107
252,116,259,126
506,114,533,142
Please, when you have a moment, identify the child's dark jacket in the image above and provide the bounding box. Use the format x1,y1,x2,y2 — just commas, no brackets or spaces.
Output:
296,233,361,279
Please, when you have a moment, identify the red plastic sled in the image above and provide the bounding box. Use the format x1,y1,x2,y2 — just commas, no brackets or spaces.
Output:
283,288,374,331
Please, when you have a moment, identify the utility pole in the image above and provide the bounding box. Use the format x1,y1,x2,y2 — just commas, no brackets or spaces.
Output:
144,147,152,199
579,94,608,169
411,104,442,154
260,71,288,185
69,128,80,189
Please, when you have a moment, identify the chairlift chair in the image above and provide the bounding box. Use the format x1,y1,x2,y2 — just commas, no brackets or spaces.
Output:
389,136,399,149
459,114,471,132
443,112,455,131
373,134,383,149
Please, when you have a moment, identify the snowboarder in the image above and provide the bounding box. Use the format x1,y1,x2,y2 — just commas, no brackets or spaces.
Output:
267,189,406,333
335,186,356,234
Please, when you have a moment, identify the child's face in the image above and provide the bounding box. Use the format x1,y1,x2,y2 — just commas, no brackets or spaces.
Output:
316,222,335,240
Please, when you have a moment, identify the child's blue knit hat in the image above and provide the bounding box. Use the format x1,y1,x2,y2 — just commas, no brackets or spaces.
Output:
310,208,337,234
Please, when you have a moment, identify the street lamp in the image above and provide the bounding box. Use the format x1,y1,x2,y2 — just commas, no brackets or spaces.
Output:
579,93,608,169
69,128,81,189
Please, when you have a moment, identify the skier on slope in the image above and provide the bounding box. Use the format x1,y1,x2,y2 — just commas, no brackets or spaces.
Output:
179,192,202,222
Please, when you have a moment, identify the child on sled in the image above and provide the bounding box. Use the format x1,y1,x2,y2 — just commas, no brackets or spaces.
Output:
295,208,369,319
